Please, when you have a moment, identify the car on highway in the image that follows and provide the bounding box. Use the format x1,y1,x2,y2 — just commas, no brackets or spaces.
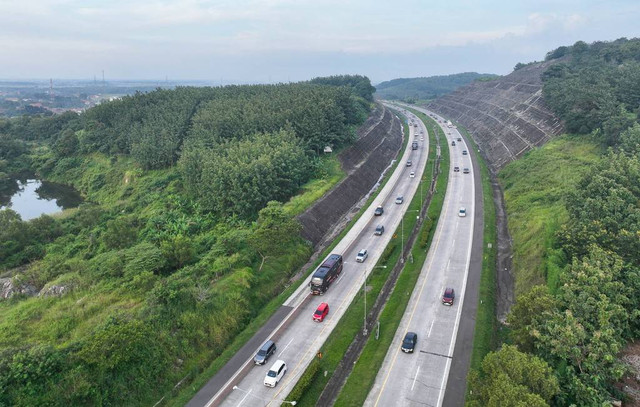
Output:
374,206,384,216
462,150,468,155
356,249,369,263
374,225,385,235
401,332,418,353
458,207,466,217
395,196,404,204
451,141,456,146
409,171,415,178
463,167,470,174
412,141,419,150
442,288,455,305
457,137,462,142
264,360,287,387
453,166,460,172
254,340,277,365
313,302,329,322
406,160,412,167
420,136,424,141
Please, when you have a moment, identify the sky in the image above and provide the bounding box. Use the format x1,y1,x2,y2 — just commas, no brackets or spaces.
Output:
1,0,639,84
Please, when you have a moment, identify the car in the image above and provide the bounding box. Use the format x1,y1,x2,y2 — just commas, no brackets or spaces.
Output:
374,206,384,216
409,171,415,178
420,136,424,141
447,131,451,135
406,160,412,167
401,332,418,353
395,196,404,204
453,166,460,172
458,207,466,217
254,340,277,365
462,150,468,155
374,224,385,235
442,288,455,305
411,141,418,150
457,137,462,142
264,360,287,387
356,249,368,263
313,302,329,322
463,167,470,174
451,141,456,146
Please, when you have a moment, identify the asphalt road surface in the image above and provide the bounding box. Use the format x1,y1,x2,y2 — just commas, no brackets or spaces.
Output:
365,105,483,407
190,110,431,407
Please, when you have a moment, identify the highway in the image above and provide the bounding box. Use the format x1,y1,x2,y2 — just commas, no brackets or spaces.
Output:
191,108,431,407
365,105,479,407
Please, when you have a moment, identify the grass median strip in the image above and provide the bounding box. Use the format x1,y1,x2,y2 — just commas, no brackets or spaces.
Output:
285,109,450,406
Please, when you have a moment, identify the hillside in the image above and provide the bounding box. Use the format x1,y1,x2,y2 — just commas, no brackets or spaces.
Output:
465,38,640,406
375,72,497,101
428,61,565,170
0,76,378,406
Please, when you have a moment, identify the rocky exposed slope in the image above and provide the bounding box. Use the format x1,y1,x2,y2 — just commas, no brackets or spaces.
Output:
428,61,564,170
298,104,402,247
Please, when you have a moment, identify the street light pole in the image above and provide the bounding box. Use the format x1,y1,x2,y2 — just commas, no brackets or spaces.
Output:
401,210,421,263
363,265,386,336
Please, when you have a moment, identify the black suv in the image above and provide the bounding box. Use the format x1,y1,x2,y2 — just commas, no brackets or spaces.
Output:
374,225,385,235
401,332,418,353
374,206,384,216
254,340,277,365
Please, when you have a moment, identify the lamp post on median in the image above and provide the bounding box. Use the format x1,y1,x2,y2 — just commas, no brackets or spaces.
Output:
401,209,421,264
363,265,387,336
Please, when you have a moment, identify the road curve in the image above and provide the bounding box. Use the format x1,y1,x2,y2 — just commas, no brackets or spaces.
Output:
365,104,483,407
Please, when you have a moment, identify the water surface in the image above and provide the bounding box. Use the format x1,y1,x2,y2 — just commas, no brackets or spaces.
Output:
0,177,83,220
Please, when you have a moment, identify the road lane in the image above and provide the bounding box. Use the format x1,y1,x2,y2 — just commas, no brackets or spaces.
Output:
365,105,476,407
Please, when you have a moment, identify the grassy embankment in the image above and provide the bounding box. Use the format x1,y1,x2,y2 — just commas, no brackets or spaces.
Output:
285,109,449,406
168,111,408,406
497,136,602,295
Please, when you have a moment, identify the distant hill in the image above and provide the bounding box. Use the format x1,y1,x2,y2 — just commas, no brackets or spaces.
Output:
375,72,498,101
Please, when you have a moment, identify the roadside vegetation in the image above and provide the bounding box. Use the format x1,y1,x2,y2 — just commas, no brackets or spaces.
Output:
0,75,376,406
467,38,640,406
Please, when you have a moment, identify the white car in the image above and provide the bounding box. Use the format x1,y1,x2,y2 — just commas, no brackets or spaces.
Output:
458,207,467,217
356,249,368,263
409,171,415,178
395,196,404,204
264,360,287,387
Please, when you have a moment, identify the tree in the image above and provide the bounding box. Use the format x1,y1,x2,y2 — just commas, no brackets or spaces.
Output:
507,285,557,352
468,345,559,407
248,201,302,271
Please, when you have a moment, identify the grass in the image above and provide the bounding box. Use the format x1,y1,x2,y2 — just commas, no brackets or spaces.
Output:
285,109,449,406
497,135,602,295
283,154,344,216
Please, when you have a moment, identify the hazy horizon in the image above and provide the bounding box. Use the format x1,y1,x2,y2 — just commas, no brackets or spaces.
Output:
2,0,639,84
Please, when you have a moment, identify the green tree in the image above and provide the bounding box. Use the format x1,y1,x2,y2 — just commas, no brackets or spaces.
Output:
468,345,559,407
507,285,557,352
248,201,302,271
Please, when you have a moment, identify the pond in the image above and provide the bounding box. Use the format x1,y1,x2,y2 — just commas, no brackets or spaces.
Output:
0,175,83,221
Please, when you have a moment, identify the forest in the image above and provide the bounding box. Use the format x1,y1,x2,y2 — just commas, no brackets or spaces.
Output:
374,72,497,102
469,38,640,406
0,75,374,405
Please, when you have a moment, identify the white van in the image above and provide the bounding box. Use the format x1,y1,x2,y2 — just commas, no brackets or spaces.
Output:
264,360,287,387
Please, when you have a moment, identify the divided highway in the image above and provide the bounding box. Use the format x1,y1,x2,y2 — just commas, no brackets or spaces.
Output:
190,109,431,407
365,105,480,407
